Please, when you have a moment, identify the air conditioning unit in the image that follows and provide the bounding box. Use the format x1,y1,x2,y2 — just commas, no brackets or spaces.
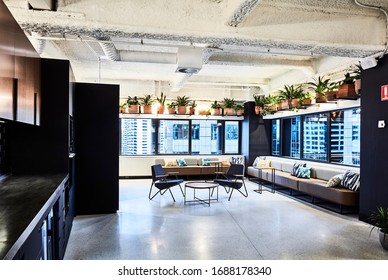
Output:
360,57,378,70
175,47,203,74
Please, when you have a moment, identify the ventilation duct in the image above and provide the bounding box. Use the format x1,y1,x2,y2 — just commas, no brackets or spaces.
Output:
96,36,120,61
175,47,203,74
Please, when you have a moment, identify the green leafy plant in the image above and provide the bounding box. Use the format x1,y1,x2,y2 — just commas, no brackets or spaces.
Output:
166,102,176,108
307,76,331,95
340,72,355,85
253,94,266,107
210,100,222,109
119,102,127,108
352,64,362,80
234,104,244,111
156,92,166,105
175,95,190,107
368,206,388,236
127,96,139,105
189,100,197,109
222,97,235,108
139,94,154,106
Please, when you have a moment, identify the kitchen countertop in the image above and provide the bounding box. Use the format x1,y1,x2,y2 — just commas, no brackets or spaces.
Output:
0,174,68,260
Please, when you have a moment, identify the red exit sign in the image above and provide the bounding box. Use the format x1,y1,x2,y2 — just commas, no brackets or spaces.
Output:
382,85,388,101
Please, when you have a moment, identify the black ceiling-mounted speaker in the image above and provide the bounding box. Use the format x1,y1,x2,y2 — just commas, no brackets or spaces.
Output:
360,57,378,70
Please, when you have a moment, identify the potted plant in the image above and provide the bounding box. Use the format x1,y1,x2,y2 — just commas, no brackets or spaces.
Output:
156,92,166,114
234,104,245,116
119,102,128,113
368,206,388,250
175,95,190,114
278,84,302,109
352,64,362,94
307,76,331,103
299,91,313,106
210,100,222,115
127,96,140,113
253,94,265,115
165,102,175,114
189,100,197,115
337,73,357,98
222,97,235,116
276,94,288,110
139,94,154,114
266,95,278,112
326,80,339,101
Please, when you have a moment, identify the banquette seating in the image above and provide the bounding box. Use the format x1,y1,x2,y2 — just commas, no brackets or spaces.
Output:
247,156,360,213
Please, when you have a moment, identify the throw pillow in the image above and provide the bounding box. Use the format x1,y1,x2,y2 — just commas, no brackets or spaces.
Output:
252,157,260,167
176,159,187,166
291,162,306,176
296,166,311,179
257,159,271,168
327,174,344,187
220,158,231,166
341,170,360,191
164,159,177,166
201,158,211,166
231,156,244,165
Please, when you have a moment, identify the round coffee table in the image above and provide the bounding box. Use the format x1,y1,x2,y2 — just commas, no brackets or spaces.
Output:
184,181,219,206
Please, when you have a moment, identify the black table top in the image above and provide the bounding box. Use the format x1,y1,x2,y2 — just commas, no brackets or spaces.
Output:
0,174,67,259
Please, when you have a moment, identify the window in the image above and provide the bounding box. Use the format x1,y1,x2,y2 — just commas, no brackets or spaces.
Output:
272,119,280,156
191,120,221,155
330,108,360,166
159,120,189,154
303,113,327,161
281,117,300,158
121,119,155,155
120,118,241,155
224,121,239,154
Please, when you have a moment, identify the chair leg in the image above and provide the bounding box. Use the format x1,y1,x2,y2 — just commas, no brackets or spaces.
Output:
237,180,248,198
228,188,234,201
149,182,161,200
178,184,185,197
168,188,176,202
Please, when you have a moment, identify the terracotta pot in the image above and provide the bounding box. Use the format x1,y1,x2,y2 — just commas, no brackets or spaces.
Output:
236,109,244,116
355,79,361,94
211,108,221,115
302,98,312,105
268,105,277,112
315,92,327,103
337,84,357,98
157,104,165,114
278,100,288,110
189,108,196,115
167,107,176,114
128,105,139,113
290,99,299,108
142,105,153,114
326,90,337,101
223,108,235,116
177,106,187,114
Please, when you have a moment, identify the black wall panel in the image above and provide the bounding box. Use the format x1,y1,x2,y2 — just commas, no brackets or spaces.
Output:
242,101,271,167
74,83,119,215
360,55,388,221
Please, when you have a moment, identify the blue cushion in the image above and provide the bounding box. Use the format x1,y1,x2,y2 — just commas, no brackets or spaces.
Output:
296,166,311,179
201,158,211,166
176,159,187,166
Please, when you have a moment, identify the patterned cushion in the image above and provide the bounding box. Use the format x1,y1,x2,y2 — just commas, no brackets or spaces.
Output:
176,159,187,166
220,158,231,166
201,158,211,166
291,162,306,176
165,159,177,166
327,174,344,187
341,170,360,191
296,166,311,179
231,156,244,165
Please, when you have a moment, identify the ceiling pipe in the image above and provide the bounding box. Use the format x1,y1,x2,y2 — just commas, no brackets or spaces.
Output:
95,36,121,61
354,0,388,58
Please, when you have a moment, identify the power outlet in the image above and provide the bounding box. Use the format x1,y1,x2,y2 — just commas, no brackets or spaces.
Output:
378,120,385,128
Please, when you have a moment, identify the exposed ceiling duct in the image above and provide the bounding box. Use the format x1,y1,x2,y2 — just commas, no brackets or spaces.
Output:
96,36,120,61
175,47,203,74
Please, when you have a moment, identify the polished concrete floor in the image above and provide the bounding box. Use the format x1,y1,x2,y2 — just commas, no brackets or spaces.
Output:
64,179,388,260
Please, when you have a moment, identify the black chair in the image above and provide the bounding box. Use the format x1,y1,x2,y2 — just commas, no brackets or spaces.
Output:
214,164,248,201
149,164,184,202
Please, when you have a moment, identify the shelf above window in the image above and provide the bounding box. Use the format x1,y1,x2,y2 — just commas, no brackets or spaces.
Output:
119,113,244,120
263,98,360,119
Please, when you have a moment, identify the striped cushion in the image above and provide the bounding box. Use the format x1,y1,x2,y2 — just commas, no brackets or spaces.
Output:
291,162,306,176
341,170,360,191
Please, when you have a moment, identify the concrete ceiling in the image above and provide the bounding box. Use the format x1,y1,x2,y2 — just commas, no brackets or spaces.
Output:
3,0,388,100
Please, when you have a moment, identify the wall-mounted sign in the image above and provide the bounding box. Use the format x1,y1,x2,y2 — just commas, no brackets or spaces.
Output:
382,85,388,101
